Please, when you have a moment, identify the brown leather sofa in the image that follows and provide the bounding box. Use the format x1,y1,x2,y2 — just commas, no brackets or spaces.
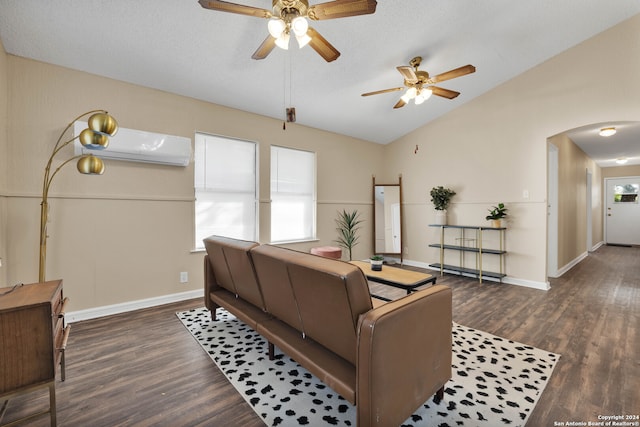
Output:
203,235,452,427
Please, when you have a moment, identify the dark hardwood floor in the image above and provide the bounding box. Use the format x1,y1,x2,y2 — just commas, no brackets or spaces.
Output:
3,245,639,426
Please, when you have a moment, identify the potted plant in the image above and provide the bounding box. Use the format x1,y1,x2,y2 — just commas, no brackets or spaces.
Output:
334,209,363,261
430,186,456,225
486,202,508,228
370,255,384,271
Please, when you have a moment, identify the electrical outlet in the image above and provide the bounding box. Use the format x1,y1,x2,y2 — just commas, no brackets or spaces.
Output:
180,271,188,283
404,246,409,255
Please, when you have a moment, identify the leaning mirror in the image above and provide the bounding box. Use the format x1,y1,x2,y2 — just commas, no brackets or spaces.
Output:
372,176,403,262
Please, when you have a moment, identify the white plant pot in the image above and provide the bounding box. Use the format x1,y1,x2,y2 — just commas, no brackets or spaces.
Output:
370,259,383,271
435,210,447,225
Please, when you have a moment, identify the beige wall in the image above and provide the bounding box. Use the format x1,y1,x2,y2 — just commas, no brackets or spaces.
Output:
601,164,640,178
549,133,602,268
4,55,384,311
383,13,640,284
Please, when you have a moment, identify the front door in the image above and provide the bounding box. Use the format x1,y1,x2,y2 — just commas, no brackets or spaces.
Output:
605,177,640,245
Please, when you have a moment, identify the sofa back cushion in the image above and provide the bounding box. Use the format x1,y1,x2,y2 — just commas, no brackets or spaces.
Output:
203,235,265,310
250,245,372,364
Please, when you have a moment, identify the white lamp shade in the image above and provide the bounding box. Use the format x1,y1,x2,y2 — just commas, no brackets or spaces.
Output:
415,88,433,104
291,17,308,36
296,33,311,48
268,19,286,38
275,32,290,49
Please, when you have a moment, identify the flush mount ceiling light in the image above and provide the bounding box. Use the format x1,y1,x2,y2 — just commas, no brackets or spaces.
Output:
616,157,628,164
599,127,616,137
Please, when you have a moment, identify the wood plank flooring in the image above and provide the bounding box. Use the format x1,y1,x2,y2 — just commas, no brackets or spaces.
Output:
3,245,638,426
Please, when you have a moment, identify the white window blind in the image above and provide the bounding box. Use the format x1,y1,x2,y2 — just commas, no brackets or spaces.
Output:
194,133,257,248
270,145,316,243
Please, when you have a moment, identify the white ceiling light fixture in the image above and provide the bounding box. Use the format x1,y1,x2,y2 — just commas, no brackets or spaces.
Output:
267,15,311,50
292,16,311,48
414,88,433,105
267,18,286,38
599,127,617,137
615,157,628,164
400,86,434,106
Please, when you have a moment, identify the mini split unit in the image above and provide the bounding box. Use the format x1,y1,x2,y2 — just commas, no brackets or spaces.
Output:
74,121,192,167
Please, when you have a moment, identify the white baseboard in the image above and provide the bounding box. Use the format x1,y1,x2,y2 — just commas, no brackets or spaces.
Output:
550,251,588,279
398,258,550,291
66,289,204,323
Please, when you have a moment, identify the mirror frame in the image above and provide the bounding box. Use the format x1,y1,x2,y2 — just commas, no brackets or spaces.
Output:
372,175,403,262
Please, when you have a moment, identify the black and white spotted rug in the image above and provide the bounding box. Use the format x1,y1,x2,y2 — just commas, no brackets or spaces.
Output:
177,307,559,427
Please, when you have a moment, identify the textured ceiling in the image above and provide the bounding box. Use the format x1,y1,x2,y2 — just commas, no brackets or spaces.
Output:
0,0,639,165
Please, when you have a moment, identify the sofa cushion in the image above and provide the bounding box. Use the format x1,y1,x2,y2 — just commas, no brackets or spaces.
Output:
248,245,306,332
203,235,265,310
250,244,372,365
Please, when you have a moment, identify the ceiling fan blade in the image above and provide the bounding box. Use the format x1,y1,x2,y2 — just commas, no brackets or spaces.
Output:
430,86,460,99
393,98,407,109
198,0,272,18
307,27,340,62
427,64,476,84
251,35,276,60
361,87,404,97
308,0,377,20
397,66,418,83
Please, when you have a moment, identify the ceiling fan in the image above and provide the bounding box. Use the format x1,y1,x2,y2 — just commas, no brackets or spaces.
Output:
362,56,476,108
198,0,377,62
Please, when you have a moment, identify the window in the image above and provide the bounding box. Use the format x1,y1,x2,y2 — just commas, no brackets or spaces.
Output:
194,133,257,249
614,183,639,203
270,146,316,243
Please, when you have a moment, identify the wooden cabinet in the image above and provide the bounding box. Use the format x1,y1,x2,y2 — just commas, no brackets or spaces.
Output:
429,225,506,283
0,280,69,426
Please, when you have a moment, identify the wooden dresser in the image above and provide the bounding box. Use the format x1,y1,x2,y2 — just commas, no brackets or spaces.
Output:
0,280,70,426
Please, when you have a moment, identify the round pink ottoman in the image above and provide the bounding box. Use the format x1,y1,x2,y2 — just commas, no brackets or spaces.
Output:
310,246,342,259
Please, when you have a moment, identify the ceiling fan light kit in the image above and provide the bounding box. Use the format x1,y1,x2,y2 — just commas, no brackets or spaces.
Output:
198,0,377,62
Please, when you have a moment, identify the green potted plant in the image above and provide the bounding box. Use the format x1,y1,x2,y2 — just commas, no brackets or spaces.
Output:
334,209,363,261
430,186,456,224
485,202,508,228
370,255,384,271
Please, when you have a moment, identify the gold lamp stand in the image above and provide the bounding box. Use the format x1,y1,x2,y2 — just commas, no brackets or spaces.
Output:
39,110,118,282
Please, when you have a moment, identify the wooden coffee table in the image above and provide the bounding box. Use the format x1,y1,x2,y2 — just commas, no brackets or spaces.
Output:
350,261,437,301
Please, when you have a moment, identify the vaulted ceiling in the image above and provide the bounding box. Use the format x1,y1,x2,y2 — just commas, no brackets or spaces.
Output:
1,1,639,164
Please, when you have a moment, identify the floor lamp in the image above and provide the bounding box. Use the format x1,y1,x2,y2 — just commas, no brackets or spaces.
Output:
39,110,118,282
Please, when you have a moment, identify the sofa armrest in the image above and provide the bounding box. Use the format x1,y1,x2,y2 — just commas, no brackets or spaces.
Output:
356,285,452,427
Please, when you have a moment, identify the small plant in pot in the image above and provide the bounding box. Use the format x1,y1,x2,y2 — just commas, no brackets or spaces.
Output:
370,255,384,271
430,186,456,225
486,203,508,228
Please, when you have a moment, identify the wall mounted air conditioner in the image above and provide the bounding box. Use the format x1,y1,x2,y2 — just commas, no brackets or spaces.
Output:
74,121,192,167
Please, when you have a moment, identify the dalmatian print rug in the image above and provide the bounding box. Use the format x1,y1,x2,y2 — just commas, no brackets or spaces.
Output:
177,307,559,427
